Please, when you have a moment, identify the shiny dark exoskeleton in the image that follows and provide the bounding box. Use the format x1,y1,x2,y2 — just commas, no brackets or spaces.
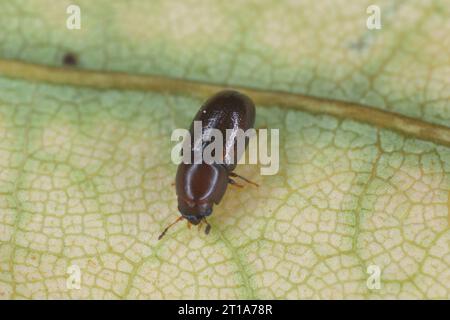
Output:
158,90,256,240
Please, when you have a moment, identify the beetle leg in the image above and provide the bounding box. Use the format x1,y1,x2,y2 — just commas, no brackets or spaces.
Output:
204,218,211,235
229,172,259,187
187,221,192,229
228,178,244,188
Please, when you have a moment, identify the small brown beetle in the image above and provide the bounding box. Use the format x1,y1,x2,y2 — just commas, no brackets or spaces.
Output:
158,90,258,240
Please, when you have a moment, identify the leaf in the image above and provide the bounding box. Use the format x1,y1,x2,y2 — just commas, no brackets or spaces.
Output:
0,0,449,299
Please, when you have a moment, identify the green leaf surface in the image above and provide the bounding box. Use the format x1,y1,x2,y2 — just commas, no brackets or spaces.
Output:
1,0,449,126
0,0,449,299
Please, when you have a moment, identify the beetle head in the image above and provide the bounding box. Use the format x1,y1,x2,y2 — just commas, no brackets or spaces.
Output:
177,199,213,225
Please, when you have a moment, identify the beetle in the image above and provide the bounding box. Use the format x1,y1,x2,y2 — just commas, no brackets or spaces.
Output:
158,90,258,240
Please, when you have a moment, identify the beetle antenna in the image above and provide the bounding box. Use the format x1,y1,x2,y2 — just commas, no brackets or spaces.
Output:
204,218,211,235
158,216,184,240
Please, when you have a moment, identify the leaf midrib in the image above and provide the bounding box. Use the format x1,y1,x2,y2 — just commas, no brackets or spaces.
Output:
1,58,449,147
